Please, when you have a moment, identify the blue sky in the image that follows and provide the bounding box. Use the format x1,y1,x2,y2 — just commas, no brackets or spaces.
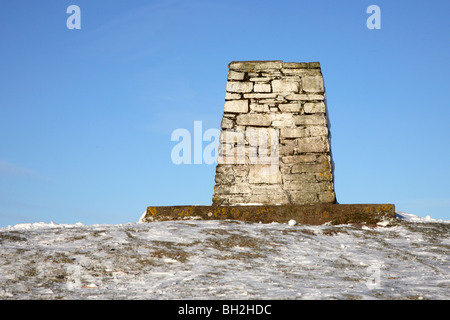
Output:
0,0,449,227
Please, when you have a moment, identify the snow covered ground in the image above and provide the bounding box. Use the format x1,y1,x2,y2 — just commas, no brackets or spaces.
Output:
0,212,448,300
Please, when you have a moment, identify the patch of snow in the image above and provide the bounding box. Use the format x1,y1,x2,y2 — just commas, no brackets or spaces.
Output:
4,221,85,231
396,211,449,223
376,220,390,227
138,212,147,223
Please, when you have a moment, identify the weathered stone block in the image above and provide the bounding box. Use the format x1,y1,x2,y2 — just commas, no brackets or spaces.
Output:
280,127,308,139
278,102,301,113
214,183,251,194
220,117,234,129
214,172,235,184
259,96,286,104
294,114,327,126
288,192,318,203
302,75,324,93
281,154,318,164
272,80,300,93
282,172,317,182
253,83,272,93
281,126,327,139
227,70,245,81
304,102,326,113
218,142,245,157
270,113,294,127
283,62,321,69
281,68,306,76
223,100,249,113
307,126,328,137
250,184,284,195
233,166,250,175
318,191,336,202
229,60,283,71
316,171,333,181
284,181,333,193
236,113,272,126
250,77,272,82
248,165,282,184
243,93,277,99
291,162,331,174
217,154,248,165
225,92,241,100
249,103,270,113
245,127,278,147
215,164,234,173
285,93,325,101
219,130,245,144
226,81,253,93
245,193,290,205
295,137,330,153
279,142,295,156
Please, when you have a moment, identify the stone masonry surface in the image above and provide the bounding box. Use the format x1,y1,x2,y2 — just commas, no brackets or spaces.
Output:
212,61,336,205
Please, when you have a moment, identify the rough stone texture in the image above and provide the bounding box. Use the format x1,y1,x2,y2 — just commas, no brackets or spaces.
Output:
141,204,396,225
226,81,253,93
213,61,336,205
223,100,249,113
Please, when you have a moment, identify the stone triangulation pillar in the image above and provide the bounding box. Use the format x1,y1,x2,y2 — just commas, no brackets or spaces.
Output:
212,61,336,205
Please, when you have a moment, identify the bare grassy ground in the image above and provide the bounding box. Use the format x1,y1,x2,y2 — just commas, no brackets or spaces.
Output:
0,218,448,299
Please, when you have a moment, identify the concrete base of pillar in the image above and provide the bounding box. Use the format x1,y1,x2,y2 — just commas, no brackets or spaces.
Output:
141,203,395,225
